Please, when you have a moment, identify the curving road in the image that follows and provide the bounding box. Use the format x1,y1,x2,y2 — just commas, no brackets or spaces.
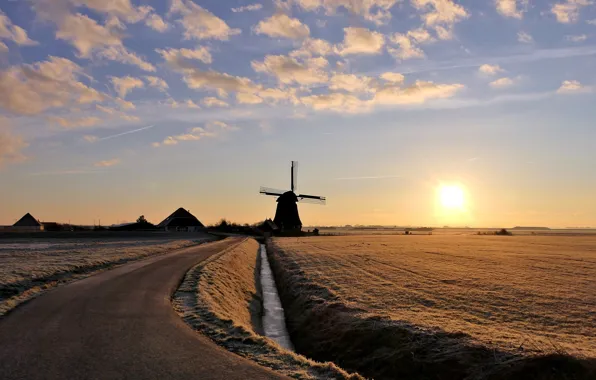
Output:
0,238,288,380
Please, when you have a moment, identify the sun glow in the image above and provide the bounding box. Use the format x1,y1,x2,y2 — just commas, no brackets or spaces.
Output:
439,185,465,209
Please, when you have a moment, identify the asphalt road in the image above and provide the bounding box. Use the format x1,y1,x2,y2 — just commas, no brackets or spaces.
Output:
0,238,288,380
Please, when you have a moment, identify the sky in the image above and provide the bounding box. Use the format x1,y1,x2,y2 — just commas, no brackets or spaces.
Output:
1,0,596,228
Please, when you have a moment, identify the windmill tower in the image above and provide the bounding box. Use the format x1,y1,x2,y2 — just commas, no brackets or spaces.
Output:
260,161,326,232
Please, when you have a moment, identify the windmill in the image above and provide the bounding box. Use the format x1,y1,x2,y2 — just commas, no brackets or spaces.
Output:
260,161,326,232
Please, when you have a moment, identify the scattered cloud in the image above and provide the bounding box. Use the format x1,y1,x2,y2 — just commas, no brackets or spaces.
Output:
290,38,333,57
518,31,533,43
335,27,385,55
380,72,405,84
48,116,102,128
110,76,144,98
236,92,264,104
0,56,103,115
389,33,425,60
94,158,121,167
202,96,230,107
157,46,212,65
291,0,399,25
254,13,310,40
232,4,263,12
489,77,515,88
145,76,169,91
169,0,241,40
411,0,469,37
83,135,98,142
373,80,464,105
566,34,588,42
557,80,591,93
495,0,525,19
152,120,234,147
145,14,169,32
478,64,504,75
329,74,374,93
185,99,201,108
97,46,156,72
252,54,328,85
551,0,592,24
0,10,38,46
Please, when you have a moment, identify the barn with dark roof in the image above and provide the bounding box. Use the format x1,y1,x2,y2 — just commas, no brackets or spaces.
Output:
157,208,205,232
12,213,44,232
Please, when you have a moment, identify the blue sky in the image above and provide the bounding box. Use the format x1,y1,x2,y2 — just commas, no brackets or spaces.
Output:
1,0,596,227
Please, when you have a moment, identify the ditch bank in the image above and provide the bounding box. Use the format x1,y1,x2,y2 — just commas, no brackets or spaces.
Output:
266,239,596,380
173,237,362,379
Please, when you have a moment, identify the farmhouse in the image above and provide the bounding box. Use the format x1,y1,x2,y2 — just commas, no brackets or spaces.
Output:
11,213,44,232
157,208,205,232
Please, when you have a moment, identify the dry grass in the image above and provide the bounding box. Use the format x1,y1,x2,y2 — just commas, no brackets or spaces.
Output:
269,235,596,380
173,237,363,380
0,236,213,315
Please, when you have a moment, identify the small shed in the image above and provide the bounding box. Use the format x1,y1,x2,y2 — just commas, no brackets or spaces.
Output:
157,208,205,232
12,213,44,232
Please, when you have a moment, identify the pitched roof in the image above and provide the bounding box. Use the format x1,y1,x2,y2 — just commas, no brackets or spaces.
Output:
157,208,204,228
13,213,42,227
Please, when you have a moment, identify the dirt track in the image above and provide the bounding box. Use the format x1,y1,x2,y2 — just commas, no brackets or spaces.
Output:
0,238,287,380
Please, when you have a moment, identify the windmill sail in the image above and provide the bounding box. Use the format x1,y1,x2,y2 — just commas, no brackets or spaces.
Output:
260,187,286,196
291,161,298,192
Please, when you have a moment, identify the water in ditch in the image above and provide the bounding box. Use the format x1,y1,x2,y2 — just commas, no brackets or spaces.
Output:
259,244,294,351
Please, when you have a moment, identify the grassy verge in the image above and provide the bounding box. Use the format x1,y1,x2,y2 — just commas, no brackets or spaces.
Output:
173,237,363,379
266,240,596,380
1,237,214,316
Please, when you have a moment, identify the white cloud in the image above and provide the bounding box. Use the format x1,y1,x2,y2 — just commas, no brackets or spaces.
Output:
518,31,533,43
588,18,596,25
557,80,591,93
388,33,425,60
94,158,120,167
292,0,399,25
551,0,592,24
290,38,333,57
329,74,374,92
0,42,8,52
232,4,263,12
489,77,515,88
169,0,241,40
178,68,258,95
48,115,102,128
96,105,116,114
380,72,405,83
53,12,125,57
83,135,98,142
495,0,524,19
110,76,144,98
0,10,38,46
236,92,264,104
254,13,310,39
411,0,469,27
185,99,201,108
115,97,135,110
144,76,169,91
252,54,328,85
70,0,151,23
202,97,230,107
479,64,504,75
157,46,212,65
97,46,156,71
145,14,169,32
407,28,435,44
152,121,233,147
566,34,588,42
0,56,103,115
301,92,370,113
373,80,464,105
335,27,384,55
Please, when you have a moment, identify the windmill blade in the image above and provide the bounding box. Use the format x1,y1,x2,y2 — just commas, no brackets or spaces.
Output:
260,186,286,196
291,161,298,192
298,193,325,200
298,197,326,205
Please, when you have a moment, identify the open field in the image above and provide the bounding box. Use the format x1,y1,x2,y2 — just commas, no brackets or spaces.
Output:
0,233,214,315
269,235,596,379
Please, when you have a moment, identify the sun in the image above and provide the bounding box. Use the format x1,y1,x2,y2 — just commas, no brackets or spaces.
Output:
438,185,465,209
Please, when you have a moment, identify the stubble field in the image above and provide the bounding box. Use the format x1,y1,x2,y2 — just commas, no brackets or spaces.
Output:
269,235,596,379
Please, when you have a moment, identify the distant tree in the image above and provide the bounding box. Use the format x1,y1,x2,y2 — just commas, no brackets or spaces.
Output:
137,215,148,224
